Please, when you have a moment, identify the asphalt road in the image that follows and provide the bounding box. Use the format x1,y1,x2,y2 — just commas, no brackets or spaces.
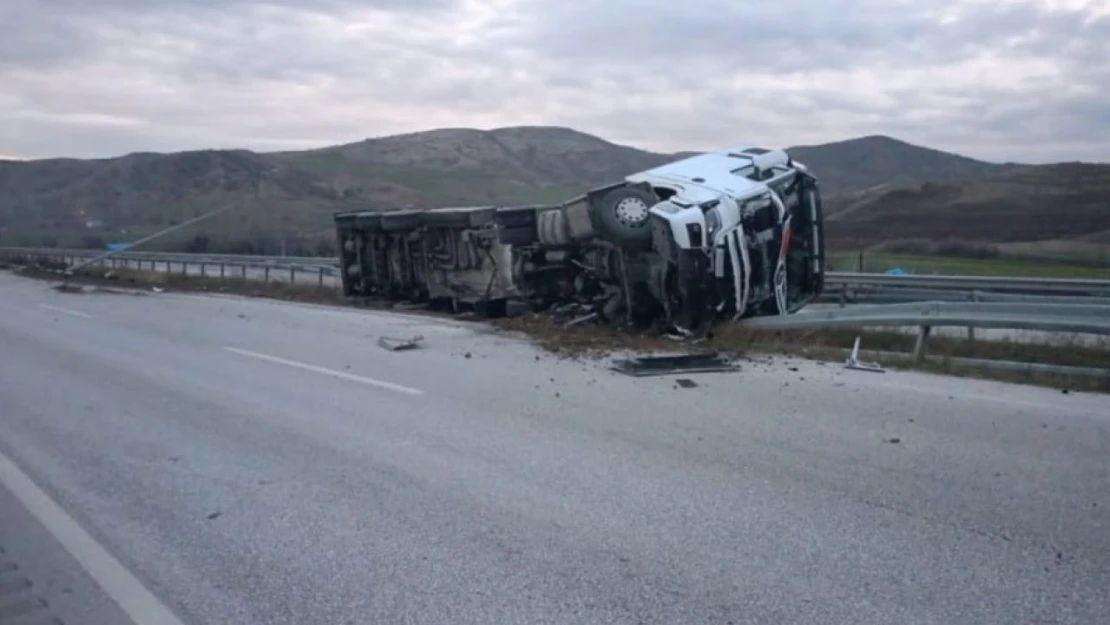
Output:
0,270,1108,625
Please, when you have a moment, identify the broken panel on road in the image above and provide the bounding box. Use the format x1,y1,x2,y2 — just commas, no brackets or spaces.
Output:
609,352,740,377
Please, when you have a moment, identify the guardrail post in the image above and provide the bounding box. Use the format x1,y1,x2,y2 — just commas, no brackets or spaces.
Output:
967,292,978,341
913,325,932,364
220,263,225,279
181,261,188,276
318,267,324,287
200,263,207,278
289,266,295,284
264,266,270,282
241,265,247,279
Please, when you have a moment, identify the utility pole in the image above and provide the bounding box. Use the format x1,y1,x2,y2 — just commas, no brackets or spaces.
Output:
65,205,234,275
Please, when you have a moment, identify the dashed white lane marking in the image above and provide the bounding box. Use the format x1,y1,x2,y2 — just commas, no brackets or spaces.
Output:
38,304,92,319
222,346,424,396
0,451,187,625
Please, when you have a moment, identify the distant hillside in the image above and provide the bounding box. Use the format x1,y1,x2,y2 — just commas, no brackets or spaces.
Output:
787,135,1012,195
823,162,1110,247
0,149,353,253
271,126,679,206
0,127,1106,254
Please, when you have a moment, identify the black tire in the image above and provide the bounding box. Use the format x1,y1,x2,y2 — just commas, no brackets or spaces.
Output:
593,186,657,250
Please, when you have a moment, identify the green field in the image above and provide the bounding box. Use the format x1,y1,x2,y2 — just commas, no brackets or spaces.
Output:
828,251,1110,279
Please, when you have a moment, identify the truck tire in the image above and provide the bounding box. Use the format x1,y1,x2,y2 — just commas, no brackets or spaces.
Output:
594,186,656,250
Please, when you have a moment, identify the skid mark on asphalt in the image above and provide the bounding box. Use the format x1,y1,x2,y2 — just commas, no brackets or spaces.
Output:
222,346,424,396
37,304,92,319
0,451,186,625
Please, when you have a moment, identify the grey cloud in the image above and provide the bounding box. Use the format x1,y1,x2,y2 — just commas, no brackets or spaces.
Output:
0,0,457,69
508,0,1093,72
0,0,1108,163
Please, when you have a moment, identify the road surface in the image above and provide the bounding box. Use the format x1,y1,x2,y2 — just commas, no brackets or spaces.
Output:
0,270,1107,625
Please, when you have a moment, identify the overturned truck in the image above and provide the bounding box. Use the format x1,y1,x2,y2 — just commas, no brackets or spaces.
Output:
334,145,825,334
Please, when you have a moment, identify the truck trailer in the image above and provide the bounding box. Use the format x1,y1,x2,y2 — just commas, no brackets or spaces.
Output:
333,144,825,335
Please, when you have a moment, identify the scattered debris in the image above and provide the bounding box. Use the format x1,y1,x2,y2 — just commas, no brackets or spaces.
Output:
52,282,86,294
611,352,739,377
464,352,472,359
206,511,222,520
564,312,599,328
844,336,885,373
152,286,165,293
237,313,247,319
378,335,424,351
885,437,902,444
675,378,698,389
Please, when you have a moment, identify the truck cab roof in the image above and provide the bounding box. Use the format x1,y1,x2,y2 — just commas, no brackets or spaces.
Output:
626,145,801,202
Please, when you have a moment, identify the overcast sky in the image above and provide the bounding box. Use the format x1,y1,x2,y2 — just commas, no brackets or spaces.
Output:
1,0,1107,162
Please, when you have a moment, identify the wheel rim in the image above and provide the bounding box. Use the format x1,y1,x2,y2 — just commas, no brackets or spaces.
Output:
614,197,649,226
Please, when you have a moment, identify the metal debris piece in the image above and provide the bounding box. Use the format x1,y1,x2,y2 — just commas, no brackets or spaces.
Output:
845,336,885,373
52,282,85,294
564,312,599,328
675,378,699,388
378,335,424,351
610,352,739,377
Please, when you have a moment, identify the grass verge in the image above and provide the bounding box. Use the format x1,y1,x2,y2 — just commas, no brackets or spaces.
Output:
828,251,1110,278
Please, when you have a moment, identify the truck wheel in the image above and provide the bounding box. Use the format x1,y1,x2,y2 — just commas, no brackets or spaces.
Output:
594,186,656,249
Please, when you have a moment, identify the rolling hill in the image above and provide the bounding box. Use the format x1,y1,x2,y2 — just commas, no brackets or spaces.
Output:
0,127,1106,255
822,162,1110,249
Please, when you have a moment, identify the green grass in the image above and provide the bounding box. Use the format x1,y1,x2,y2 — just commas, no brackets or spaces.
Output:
828,251,1110,278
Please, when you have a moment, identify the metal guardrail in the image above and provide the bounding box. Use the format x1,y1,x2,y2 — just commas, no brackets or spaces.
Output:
825,272,1110,293
0,246,339,287
0,246,330,267
743,301,1110,333
4,245,1110,314
3,246,1107,372
741,301,1110,363
6,246,1110,293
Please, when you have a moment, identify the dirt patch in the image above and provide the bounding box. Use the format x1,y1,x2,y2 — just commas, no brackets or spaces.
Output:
492,315,694,359
52,282,87,293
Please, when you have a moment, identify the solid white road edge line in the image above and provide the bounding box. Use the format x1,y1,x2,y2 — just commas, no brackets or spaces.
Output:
38,303,93,319
222,346,424,395
0,451,187,625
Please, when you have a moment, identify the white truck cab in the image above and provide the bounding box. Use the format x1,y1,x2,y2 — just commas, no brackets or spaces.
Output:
333,143,824,334
619,146,824,330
